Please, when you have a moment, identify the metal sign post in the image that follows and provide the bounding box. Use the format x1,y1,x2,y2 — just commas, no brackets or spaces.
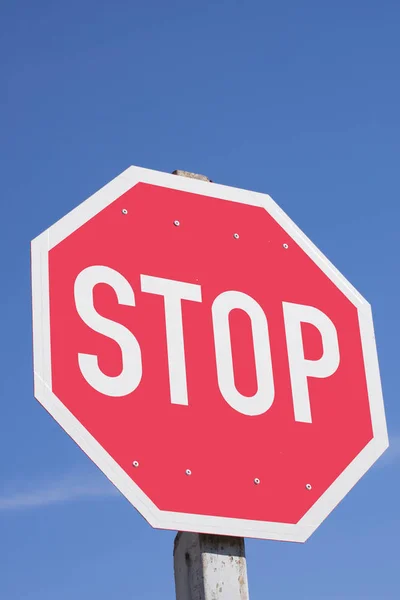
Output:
172,170,249,600
174,532,249,600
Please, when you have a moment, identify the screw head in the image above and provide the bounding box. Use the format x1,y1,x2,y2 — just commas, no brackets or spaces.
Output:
254,477,261,485
233,233,240,239
185,469,192,476
306,483,312,490
122,208,128,215
283,243,289,249
174,220,180,226
132,460,139,468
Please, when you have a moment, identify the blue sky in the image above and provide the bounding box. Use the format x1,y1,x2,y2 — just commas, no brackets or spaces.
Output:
1,1,399,598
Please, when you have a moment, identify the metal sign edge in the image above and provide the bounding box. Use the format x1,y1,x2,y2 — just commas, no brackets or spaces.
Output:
30,165,389,542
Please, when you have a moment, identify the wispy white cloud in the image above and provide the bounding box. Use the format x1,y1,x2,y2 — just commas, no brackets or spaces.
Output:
0,470,119,511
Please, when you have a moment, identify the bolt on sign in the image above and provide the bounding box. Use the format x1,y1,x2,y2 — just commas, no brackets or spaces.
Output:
31,166,388,542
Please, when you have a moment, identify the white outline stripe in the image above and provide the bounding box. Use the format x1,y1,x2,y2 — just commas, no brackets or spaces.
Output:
32,232,52,389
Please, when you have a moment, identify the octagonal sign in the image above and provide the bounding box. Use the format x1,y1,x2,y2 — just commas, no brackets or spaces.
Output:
31,166,388,542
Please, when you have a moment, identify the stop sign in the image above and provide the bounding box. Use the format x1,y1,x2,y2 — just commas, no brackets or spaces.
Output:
31,166,388,542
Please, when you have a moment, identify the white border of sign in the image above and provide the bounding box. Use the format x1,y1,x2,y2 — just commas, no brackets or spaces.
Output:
31,166,388,542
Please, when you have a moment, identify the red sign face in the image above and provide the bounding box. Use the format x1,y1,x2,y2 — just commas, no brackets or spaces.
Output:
32,167,388,542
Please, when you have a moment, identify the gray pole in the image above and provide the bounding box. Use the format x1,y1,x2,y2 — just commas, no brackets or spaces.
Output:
172,169,250,600
174,532,249,600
